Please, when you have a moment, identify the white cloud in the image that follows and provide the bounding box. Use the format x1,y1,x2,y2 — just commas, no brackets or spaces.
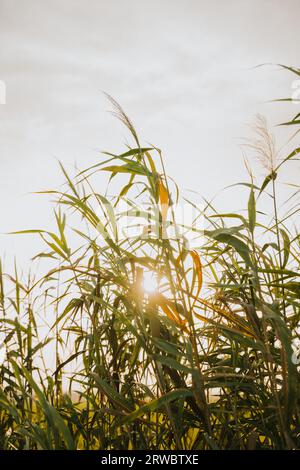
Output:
0,0,299,268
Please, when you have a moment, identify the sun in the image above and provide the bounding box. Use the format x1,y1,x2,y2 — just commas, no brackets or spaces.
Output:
142,270,159,295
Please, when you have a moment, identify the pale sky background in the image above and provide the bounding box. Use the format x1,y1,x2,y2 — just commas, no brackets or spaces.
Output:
0,0,300,271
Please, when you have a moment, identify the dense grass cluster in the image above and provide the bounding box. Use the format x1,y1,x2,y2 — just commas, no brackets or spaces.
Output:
0,67,299,450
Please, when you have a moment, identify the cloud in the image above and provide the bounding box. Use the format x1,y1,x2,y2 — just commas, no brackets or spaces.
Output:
0,0,299,267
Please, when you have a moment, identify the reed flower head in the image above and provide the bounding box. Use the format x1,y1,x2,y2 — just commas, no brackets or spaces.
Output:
245,114,278,174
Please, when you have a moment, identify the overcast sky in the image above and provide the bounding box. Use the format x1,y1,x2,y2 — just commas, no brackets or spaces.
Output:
0,0,299,269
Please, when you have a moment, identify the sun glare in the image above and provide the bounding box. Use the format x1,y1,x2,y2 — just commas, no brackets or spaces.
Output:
142,270,159,295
